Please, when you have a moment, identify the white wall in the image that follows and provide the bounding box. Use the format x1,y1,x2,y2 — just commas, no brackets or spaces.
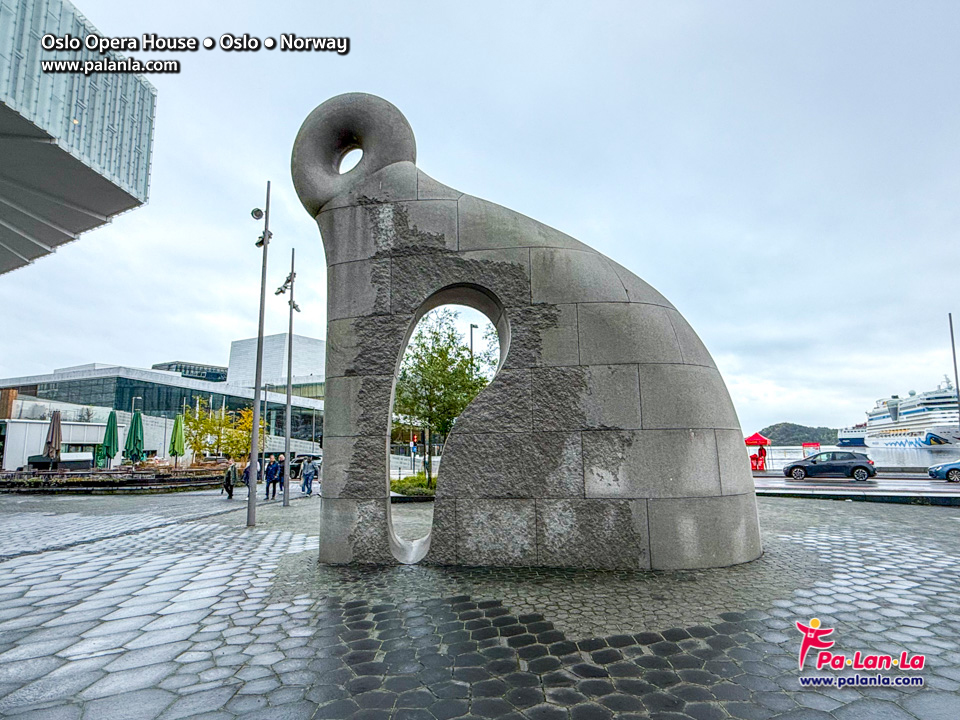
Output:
1,419,126,470
227,334,326,387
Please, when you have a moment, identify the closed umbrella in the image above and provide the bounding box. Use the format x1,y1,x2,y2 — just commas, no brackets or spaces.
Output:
102,411,120,467
43,410,62,463
124,410,145,464
169,414,186,468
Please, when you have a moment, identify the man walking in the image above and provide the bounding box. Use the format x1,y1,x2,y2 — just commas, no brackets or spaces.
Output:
264,455,280,500
222,460,237,500
301,456,318,495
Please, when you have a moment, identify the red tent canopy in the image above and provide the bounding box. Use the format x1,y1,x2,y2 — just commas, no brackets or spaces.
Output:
744,432,771,446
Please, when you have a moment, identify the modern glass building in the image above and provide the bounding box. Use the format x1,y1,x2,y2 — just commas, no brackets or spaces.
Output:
0,363,324,445
0,0,156,274
151,361,228,383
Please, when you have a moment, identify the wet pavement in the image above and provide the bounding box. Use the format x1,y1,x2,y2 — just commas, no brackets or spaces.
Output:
0,490,957,719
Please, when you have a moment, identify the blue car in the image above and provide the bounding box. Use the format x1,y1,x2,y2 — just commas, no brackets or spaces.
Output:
928,460,960,483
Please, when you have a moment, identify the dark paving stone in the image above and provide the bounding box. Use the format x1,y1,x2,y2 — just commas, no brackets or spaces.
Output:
569,704,613,720
471,698,515,717
544,687,587,706
523,704,570,720
601,692,648,712
570,664,608,679
430,698,470,720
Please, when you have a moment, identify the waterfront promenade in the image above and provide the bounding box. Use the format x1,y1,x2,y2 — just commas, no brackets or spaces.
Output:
0,492,957,719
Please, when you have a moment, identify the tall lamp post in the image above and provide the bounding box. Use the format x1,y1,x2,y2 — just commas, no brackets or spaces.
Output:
247,181,271,527
276,248,300,507
469,323,478,370
950,313,960,434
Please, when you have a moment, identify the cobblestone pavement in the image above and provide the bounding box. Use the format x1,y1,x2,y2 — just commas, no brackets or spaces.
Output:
0,493,957,719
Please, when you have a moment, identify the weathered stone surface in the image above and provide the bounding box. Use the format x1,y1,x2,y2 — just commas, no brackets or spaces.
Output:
582,429,722,499
639,365,740,431
417,169,462,201
530,364,643,432
320,161,419,212
453,369,532,435
292,93,761,570
583,365,642,430
457,500,537,566
577,304,683,365
537,500,650,570
647,494,762,570
349,500,392,563
421,499,457,564
317,498,360,563
538,304,580,367
502,304,567,369
326,258,391,321
667,309,716,368
320,436,387,499
716,429,755,495
323,375,393,438
530,367,587,431
319,199,458,266
438,432,583,500
530,248,628,304
458,196,590,253
390,251,531,315
325,314,412,379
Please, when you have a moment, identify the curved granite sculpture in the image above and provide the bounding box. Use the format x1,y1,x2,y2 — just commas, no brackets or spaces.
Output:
292,93,762,570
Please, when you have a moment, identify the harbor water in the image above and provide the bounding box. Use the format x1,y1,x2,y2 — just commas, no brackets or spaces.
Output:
761,445,960,471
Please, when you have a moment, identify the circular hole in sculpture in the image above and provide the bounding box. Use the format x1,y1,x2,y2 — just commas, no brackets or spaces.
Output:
390,305,500,543
338,148,363,174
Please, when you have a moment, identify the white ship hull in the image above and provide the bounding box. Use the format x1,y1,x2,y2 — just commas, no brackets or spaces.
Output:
865,425,960,448
845,378,960,449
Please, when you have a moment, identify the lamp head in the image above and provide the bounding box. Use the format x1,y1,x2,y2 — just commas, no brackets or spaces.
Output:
251,208,264,220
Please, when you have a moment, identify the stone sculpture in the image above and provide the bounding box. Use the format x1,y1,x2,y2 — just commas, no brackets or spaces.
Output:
292,93,762,570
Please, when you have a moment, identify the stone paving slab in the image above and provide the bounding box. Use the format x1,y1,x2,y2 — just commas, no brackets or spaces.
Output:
0,492,957,719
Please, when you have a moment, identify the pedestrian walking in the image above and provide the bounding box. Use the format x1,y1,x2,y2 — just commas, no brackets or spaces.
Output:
301,456,318,495
222,460,237,499
278,454,286,494
265,454,280,500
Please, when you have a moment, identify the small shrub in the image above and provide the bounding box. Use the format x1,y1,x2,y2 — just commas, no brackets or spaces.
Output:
390,472,435,497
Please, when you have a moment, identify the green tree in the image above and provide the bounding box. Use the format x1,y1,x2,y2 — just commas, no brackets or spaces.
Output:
220,408,264,461
394,308,493,487
184,399,219,460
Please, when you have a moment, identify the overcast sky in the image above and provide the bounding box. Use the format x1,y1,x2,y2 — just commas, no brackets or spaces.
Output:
2,1,959,435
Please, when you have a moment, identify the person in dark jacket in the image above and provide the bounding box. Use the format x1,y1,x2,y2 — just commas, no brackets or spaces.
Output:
278,454,286,495
301,456,318,495
265,455,280,499
222,461,237,499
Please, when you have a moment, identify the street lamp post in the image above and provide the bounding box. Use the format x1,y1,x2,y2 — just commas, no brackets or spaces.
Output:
130,396,142,416
469,323,478,370
247,181,272,527
950,313,960,434
276,248,300,507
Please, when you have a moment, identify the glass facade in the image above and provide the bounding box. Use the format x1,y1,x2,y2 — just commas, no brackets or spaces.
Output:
0,0,156,201
25,376,322,443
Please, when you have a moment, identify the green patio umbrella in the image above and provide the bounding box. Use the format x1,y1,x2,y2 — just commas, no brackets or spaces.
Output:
102,411,120,467
169,413,186,468
124,410,145,464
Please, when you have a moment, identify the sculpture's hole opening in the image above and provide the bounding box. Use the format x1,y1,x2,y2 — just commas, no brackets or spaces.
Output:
390,305,499,544
338,148,362,174
387,286,509,564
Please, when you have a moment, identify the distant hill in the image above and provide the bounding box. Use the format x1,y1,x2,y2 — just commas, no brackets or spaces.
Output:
759,423,838,446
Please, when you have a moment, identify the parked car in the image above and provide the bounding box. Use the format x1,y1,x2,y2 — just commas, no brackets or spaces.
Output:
783,451,876,481
928,459,960,483
289,454,321,480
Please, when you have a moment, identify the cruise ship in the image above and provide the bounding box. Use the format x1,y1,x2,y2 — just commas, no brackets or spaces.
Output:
838,377,960,448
